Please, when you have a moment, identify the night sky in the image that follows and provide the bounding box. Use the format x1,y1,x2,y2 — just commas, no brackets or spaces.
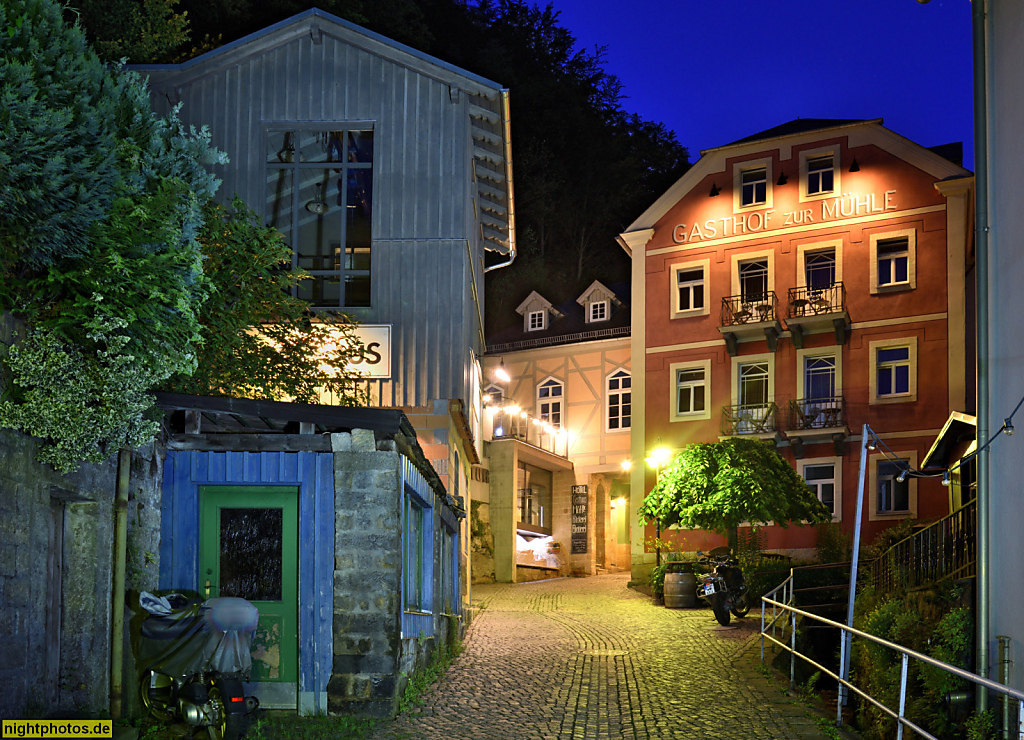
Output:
549,0,975,169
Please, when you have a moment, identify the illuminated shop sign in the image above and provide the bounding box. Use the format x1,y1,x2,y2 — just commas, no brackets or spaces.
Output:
347,324,391,378
571,485,588,554
672,189,899,244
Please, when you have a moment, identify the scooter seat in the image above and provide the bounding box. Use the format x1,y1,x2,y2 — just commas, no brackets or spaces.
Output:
141,612,207,641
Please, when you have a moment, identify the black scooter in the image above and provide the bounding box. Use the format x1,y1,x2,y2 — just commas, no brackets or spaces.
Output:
136,592,260,739
695,547,750,626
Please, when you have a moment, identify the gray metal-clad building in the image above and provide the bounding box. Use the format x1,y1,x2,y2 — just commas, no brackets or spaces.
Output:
132,7,514,416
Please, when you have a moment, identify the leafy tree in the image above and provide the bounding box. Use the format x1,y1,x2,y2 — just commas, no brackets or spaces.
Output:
161,199,368,405
0,0,224,470
70,0,190,63
638,437,832,551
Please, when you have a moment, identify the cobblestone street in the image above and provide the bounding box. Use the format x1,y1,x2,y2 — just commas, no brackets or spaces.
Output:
370,574,855,740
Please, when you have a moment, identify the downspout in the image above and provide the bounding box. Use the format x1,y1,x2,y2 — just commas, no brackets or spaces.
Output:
483,89,516,273
110,448,131,719
972,0,991,710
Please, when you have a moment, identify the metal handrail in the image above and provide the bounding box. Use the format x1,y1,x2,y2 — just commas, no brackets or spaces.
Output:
787,282,846,318
486,325,629,353
787,396,846,431
721,401,778,435
721,291,779,326
870,498,977,592
760,582,1024,739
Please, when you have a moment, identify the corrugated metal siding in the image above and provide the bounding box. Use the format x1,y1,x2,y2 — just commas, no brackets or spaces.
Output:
145,30,487,409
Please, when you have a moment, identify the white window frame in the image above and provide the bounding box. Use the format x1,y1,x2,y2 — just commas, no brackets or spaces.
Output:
798,146,841,203
868,450,919,521
588,300,609,323
670,259,710,319
796,239,844,289
730,352,775,407
730,249,776,304
869,228,917,294
669,359,712,422
733,157,773,211
536,376,564,428
796,347,843,400
527,310,547,332
797,456,843,522
606,368,631,432
869,336,918,405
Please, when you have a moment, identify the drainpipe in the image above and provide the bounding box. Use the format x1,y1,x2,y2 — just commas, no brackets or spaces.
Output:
972,0,991,712
110,448,131,719
483,89,517,273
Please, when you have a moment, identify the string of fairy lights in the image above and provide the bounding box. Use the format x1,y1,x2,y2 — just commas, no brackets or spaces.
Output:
865,392,1024,486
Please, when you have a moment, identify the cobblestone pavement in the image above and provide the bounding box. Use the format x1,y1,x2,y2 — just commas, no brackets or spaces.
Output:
370,574,859,740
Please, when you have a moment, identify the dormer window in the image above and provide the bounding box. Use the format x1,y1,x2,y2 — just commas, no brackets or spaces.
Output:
528,310,546,331
588,300,608,323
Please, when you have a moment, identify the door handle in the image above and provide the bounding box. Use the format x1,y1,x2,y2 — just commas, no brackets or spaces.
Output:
205,579,211,598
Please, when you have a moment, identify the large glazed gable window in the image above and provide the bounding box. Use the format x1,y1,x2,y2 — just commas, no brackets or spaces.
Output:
606,369,631,431
266,127,373,308
537,377,563,427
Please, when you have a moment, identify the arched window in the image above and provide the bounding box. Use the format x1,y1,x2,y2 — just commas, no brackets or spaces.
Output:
536,378,563,428
606,369,631,431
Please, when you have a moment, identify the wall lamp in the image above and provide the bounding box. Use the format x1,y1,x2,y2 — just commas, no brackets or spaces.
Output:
776,172,788,186
708,182,721,197
849,158,860,173
495,359,510,383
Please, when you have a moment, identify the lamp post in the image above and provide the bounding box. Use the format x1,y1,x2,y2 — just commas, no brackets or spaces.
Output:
645,447,671,566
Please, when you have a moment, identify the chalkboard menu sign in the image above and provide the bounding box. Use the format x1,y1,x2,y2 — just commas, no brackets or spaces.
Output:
571,485,588,554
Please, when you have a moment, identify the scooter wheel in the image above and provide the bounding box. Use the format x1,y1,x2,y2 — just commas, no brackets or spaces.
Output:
731,593,751,618
710,593,731,626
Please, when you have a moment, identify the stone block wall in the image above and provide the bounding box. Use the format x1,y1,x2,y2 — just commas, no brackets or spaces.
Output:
0,428,117,719
328,430,403,718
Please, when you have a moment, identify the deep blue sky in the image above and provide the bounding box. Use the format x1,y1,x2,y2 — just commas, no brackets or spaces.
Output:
549,0,975,169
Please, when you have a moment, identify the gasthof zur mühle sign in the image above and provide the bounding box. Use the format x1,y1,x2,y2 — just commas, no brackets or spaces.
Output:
571,485,588,554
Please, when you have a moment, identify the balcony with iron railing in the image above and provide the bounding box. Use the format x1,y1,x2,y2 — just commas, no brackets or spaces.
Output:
485,401,569,458
786,282,850,347
719,292,783,355
721,401,779,439
786,396,847,456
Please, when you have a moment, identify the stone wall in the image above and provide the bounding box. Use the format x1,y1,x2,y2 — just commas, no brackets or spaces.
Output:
0,428,118,718
329,431,403,718
470,499,495,583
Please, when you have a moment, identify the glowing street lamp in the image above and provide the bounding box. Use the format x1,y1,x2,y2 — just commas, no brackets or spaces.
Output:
494,359,510,383
645,446,672,566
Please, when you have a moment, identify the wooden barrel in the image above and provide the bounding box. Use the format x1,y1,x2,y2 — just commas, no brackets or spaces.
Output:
664,571,697,608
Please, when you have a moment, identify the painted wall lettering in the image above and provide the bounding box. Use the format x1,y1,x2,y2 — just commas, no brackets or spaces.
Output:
671,189,900,244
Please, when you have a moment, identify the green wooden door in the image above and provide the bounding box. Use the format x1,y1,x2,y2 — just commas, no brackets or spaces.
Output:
199,486,298,696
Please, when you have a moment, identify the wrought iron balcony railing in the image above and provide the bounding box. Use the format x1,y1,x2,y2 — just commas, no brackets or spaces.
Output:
787,396,846,431
787,282,846,318
720,292,778,326
721,402,778,436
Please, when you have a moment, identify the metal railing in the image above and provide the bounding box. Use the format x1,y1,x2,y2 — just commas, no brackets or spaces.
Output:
721,401,778,435
489,407,569,458
787,396,846,431
761,574,1024,739
787,282,846,318
870,498,977,592
486,325,629,353
721,291,779,326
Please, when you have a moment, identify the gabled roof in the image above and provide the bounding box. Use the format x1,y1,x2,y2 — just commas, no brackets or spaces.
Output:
576,280,621,306
620,118,972,243
516,290,554,315
131,7,504,95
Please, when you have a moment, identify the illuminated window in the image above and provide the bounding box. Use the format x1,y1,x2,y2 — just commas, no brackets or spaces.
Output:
670,359,711,422
869,337,917,404
537,378,563,427
740,167,767,207
528,310,546,331
265,127,373,308
607,369,631,431
806,155,835,196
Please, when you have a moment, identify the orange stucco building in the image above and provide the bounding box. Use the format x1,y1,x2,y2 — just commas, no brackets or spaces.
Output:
618,119,973,580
